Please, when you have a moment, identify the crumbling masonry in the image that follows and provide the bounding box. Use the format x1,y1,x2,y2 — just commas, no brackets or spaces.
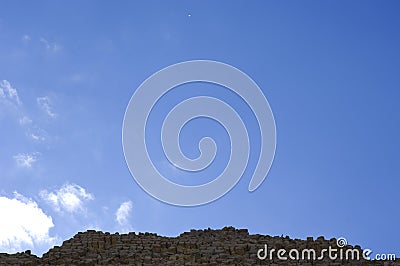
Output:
0,227,398,265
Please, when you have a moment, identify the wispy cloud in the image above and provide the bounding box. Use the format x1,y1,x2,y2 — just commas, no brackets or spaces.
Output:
1,80,57,171
28,125,48,143
0,80,53,142
0,192,56,253
40,183,94,214
19,116,32,125
40,38,62,52
0,80,21,106
115,200,133,233
30,132,46,142
13,152,41,169
37,96,57,118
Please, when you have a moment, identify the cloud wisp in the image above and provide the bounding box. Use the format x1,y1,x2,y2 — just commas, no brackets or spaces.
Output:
37,96,57,118
40,183,94,214
115,201,133,233
0,80,21,106
40,38,62,52
0,80,50,142
13,152,41,169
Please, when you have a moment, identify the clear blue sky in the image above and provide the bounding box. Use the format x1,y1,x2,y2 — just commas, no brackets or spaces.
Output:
0,0,399,258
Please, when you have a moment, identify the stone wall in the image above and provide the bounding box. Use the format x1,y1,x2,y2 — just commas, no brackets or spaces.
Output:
0,227,398,265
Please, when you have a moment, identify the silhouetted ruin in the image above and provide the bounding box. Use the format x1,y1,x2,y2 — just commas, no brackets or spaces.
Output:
0,227,398,265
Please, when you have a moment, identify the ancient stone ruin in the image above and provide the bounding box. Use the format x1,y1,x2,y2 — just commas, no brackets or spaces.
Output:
0,227,398,265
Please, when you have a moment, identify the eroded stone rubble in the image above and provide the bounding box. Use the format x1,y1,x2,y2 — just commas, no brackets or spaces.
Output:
0,227,398,265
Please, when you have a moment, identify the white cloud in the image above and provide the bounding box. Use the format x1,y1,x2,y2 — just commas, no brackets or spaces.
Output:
0,80,53,145
0,80,21,106
40,183,94,214
0,80,25,121
40,38,61,52
19,116,32,125
13,152,40,169
29,126,48,142
0,192,56,253
30,133,46,142
115,201,133,232
37,96,57,118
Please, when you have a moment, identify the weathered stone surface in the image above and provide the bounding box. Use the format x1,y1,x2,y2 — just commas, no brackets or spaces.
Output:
0,227,398,265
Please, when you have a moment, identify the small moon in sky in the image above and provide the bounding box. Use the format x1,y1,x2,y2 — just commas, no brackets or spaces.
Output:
188,14,191,17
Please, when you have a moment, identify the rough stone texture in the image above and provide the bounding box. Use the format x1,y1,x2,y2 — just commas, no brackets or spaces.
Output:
0,227,398,265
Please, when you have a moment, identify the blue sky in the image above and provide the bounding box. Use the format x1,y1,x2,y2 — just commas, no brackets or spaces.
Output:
0,0,399,258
